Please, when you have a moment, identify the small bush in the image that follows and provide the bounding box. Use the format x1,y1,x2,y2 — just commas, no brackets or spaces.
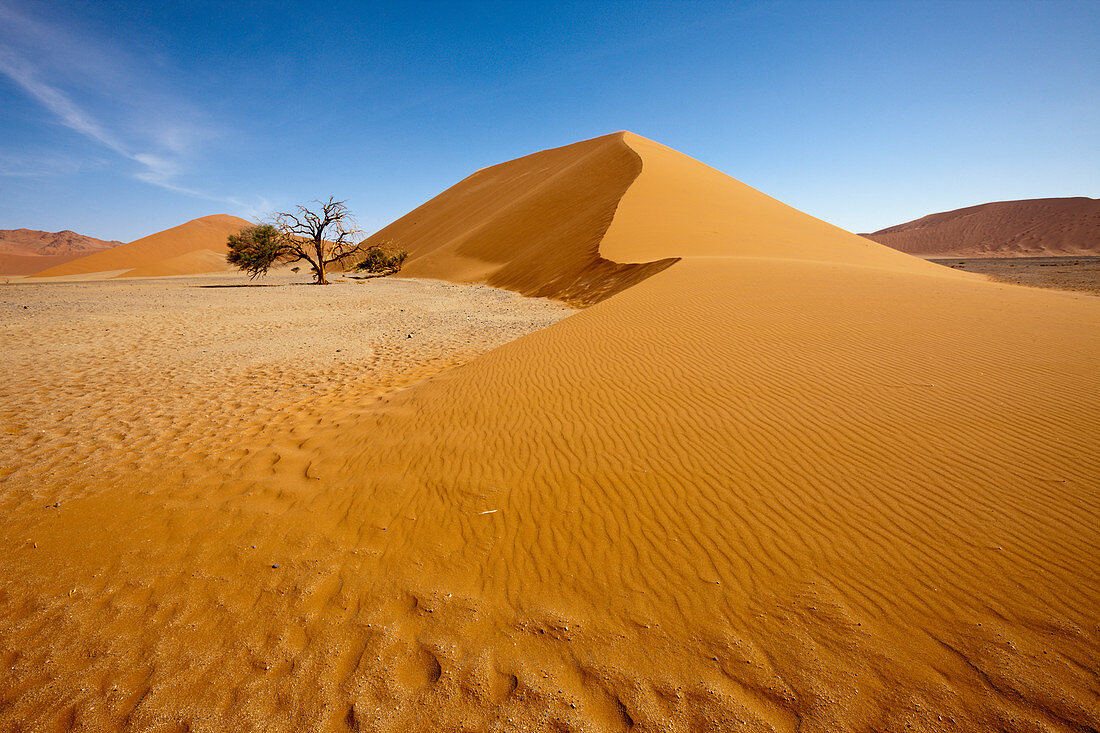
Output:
226,224,291,279
355,246,408,275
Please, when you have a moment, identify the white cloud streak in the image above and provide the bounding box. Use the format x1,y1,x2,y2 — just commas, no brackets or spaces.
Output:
0,1,257,212
0,47,130,156
0,150,86,178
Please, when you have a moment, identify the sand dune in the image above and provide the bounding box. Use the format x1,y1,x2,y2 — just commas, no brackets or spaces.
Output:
1,133,1097,730
0,252,90,276
863,197,1100,257
362,134,677,305
116,248,236,278
30,214,250,278
374,132,953,303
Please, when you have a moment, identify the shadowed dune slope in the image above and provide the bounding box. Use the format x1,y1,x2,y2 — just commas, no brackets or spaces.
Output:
30,214,250,278
863,197,1100,257
362,133,678,305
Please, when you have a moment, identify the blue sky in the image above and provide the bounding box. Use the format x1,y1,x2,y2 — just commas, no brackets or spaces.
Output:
1,0,1097,241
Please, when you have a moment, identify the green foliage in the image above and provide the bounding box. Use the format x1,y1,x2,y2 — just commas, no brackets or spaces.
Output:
354,246,409,275
226,224,290,279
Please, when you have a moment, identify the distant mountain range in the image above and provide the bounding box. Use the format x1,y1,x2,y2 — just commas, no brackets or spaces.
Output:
29,214,250,279
0,229,123,276
0,216,250,277
863,197,1099,257
0,228,122,256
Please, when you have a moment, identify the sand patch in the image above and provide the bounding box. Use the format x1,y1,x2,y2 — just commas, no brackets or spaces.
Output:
0,272,571,503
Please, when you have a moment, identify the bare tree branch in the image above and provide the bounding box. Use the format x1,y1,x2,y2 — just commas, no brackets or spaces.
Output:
227,197,386,284
260,198,365,284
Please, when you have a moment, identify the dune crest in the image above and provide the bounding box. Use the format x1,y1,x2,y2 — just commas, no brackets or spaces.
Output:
364,133,678,305
30,214,250,278
608,133,954,273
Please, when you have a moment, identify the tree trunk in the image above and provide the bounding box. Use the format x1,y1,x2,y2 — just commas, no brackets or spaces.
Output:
313,240,328,284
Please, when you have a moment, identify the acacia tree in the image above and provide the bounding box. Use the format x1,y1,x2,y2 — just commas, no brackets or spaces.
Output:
227,198,366,284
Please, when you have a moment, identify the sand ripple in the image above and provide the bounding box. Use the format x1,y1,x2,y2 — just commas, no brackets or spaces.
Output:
1,134,1097,730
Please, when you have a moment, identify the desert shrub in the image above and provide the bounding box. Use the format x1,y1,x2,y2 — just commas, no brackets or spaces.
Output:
226,224,291,279
355,246,408,275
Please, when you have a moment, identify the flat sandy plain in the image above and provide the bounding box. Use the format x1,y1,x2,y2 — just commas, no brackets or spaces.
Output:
931,256,1100,296
0,272,572,504
1,132,1099,732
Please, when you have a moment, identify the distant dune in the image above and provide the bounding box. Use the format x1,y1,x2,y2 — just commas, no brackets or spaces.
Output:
0,228,122,275
115,248,234,278
30,214,250,278
863,197,1100,257
1,133,1097,730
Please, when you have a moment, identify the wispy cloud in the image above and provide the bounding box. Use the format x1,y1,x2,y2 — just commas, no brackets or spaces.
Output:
0,150,89,178
0,47,132,157
0,0,258,212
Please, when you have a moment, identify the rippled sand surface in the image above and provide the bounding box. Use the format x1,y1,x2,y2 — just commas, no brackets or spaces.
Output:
1,134,1098,731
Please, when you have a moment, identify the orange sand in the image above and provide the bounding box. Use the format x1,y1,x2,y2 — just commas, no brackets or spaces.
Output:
1,133,1097,731
116,248,235,278
30,214,250,279
0,251,89,276
362,134,676,305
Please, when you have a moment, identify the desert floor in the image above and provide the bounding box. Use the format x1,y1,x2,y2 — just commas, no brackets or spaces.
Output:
1,263,1099,731
930,256,1100,295
0,272,573,505
0,272,575,729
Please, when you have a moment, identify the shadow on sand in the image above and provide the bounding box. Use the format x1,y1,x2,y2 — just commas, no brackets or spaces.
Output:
195,283,312,289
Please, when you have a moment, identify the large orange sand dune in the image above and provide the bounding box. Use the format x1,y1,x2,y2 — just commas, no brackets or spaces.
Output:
30,213,250,278
1,133,1097,731
862,197,1100,257
361,134,677,305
